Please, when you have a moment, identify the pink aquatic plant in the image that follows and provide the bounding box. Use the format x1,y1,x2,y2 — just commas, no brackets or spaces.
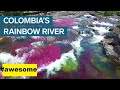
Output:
15,41,32,48
16,47,30,57
49,75,64,79
31,36,46,42
30,70,47,79
53,18,78,28
0,71,4,79
53,41,73,54
25,45,61,68
78,50,93,78
11,42,32,56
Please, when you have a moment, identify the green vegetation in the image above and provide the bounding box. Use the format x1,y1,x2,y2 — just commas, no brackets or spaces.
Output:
0,11,29,16
0,11,49,16
104,11,120,16
101,57,108,63
61,57,79,73
1,11,120,16
95,11,120,17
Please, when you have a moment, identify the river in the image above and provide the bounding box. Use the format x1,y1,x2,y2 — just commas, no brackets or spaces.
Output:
51,13,120,79
0,13,120,79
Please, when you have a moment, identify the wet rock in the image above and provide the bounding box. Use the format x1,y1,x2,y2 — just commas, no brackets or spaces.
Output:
56,30,79,42
110,57,120,68
104,32,119,39
102,43,120,67
51,11,87,19
102,38,119,46
103,44,118,57
53,41,73,54
44,36,56,45
102,31,120,68
113,26,120,39
109,28,113,31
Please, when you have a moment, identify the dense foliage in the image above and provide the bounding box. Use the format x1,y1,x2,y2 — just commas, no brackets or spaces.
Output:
104,11,120,16
0,11,49,16
0,11,29,16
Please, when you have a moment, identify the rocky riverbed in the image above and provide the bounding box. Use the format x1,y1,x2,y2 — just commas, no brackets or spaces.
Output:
0,11,120,79
101,28,120,68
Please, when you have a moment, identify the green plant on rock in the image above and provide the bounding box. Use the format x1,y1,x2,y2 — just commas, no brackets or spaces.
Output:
61,57,79,73
101,57,108,63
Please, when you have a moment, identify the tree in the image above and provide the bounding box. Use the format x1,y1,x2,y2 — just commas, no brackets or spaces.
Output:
0,11,29,16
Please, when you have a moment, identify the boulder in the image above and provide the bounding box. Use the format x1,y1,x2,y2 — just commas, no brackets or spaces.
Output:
102,38,119,46
104,32,119,39
103,44,119,57
102,31,120,68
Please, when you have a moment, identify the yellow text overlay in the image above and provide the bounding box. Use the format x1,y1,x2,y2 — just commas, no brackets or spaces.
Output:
2,64,37,76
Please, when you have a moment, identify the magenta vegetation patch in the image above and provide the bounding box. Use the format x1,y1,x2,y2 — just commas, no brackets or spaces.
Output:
0,12,120,79
54,18,79,28
25,45,61,67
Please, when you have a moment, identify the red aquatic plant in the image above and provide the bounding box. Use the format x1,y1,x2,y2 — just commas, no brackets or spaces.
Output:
49,75,64,79
25,45,61,68
78,50,104,79
31,36,46,42
0,71,4,79
30,70,47,79
54,18,78,28
78,50,92,79
10,41,33,56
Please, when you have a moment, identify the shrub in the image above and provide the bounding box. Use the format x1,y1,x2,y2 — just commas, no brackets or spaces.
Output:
0,11,29,16
104,11,120,16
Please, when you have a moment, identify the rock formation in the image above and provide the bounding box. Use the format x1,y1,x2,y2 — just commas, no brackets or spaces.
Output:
101,31,120,68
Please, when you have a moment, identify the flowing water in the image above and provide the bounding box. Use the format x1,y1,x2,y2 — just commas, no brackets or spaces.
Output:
52,15,119,79
0,14,120,79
